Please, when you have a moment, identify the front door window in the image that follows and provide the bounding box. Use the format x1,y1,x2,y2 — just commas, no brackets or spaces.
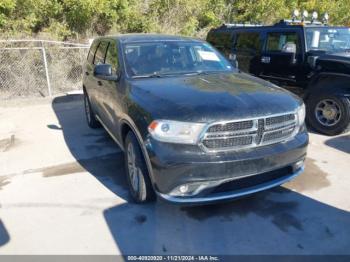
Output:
266,32,300,53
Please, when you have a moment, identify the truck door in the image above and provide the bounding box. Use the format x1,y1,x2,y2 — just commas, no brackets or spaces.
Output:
233,31,262,75
260,30,304,85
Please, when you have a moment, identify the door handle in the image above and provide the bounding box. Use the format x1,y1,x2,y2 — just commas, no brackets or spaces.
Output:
97,81,102,86
261,56,271,64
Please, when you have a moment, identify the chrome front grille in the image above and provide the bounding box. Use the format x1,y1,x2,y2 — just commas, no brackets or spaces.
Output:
202,136,253,149
200,113,297,151
207,120,254,133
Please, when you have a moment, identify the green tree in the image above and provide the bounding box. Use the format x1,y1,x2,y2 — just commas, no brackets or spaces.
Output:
1,0,350,40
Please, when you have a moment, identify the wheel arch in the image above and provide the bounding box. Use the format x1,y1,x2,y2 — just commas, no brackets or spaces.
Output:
305,72,350,100
119,118,156,186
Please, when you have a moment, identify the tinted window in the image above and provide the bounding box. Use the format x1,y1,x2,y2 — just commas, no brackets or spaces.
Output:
87,41,99,63
123,41,234,77
94,41,109,65
235,32,261,52
208,31,233,57
105,41,119,74
266,32,300,52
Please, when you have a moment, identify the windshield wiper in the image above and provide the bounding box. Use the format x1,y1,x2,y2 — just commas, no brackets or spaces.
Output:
132,72,162,79
184,70,209,76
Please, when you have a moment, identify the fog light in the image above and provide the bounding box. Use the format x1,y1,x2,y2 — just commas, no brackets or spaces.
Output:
292,9,300,19
169,180,224,197
294,159,305,170
169,183,203,197
323,13,329,24
302,10,308,20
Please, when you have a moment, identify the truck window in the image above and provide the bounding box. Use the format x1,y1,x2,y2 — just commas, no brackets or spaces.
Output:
266,32,300,53
212,32,233,57
94,41,109,65
305,28,350,51
235,32,261,53
105,41,119,74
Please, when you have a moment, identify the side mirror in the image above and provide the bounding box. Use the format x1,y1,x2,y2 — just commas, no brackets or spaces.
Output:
281,42,297,54
307,56,318,69
228,53,239,68
94,64,119,81
281,42,297,64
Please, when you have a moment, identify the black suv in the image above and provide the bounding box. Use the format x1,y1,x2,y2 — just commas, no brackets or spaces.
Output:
207,20,350,135
83,34,308,204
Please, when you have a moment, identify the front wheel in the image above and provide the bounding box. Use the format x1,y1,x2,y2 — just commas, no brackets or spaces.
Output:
306,93,350,136
124,132,155,203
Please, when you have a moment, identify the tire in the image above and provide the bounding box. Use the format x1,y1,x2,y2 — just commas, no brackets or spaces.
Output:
84,91,101,129
124,131,155,203
306,93,350,136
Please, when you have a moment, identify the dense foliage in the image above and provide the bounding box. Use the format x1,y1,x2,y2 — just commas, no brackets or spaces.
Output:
1,0,350,40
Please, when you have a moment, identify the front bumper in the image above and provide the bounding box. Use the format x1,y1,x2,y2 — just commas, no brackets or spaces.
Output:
145,130,308,204
157,166,304,204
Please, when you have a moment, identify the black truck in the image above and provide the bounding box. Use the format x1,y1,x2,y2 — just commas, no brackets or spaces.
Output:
207,18,350,136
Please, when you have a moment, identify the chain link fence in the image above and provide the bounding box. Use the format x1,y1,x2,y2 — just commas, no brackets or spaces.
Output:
0,40,89,100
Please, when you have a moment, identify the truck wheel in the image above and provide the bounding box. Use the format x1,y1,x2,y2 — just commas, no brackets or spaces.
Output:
306,93,350,136
124,131,155,203
84,92,100,128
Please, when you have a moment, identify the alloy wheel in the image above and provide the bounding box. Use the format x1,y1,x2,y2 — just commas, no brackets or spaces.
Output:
315,99,342,127
127,143,141,193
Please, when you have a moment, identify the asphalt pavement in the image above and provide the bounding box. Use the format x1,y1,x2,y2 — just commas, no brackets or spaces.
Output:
0,94,349,255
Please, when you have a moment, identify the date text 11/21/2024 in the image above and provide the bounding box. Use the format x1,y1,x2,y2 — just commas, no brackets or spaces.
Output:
126,255,220,261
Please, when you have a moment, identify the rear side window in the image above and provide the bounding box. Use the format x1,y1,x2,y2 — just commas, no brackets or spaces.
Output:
105,41,119,74
94,41,109,65
235,32,261,52
266,32,300,53
87,41,99,64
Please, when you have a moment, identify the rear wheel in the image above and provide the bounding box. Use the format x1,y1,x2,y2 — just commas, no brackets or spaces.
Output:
84,91,100,129
306,93,350,136
124,131,155,203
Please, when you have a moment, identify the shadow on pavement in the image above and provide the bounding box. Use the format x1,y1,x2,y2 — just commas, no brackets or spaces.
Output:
51,94,130,201
325,135,350,154
103,187,350,254
52,94,350,255
0,219,10,247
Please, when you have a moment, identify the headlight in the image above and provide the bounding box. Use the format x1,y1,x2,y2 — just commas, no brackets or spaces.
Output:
297,103,306,126
148,120,206,144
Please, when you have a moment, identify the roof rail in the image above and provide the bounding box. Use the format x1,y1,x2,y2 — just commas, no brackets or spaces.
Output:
221,23,263,28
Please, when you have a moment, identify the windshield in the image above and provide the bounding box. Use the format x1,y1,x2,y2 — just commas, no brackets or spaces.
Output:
306,27,350,51
122,41,234,78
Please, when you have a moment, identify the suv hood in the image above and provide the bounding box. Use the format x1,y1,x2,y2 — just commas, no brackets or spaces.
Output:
129,72,302,123
310,51,350,73
317,51,350,65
